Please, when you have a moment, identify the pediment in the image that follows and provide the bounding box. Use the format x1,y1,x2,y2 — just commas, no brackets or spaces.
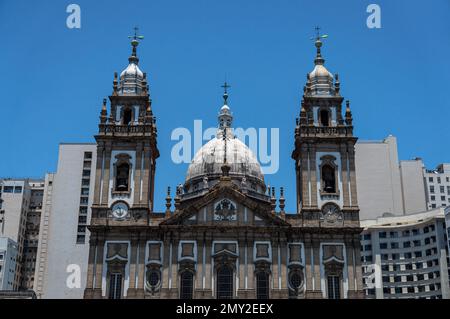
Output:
160,181,289,227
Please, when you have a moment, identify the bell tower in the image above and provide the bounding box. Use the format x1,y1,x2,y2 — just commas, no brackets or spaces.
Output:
93,29,159,219
291,29,364,299
84,30,159,299
292,30,359,227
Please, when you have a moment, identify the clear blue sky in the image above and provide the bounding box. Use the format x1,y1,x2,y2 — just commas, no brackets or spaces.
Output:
0,0,449,213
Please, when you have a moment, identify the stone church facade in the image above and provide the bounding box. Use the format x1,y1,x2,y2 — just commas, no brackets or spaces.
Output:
83,34,364,299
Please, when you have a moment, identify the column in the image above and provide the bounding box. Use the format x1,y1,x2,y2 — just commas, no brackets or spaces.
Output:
313,242,321,294
133,145,143,204
304,240,313,291
94,237,105,296
101,146,112,205
346,240,355,293
196,237,204,291
127,236,139,297
340,144,350,208
348,144,358,207
140,146,151,206
310,145,318,208
272,241,279,290
93,145,104,205
85,236,97,292
137,238,146,290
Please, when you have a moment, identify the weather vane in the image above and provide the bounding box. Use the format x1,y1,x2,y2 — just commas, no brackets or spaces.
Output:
310,26,329,41
129,26,144,41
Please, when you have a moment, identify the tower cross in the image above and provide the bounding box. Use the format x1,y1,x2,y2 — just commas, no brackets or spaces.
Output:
128,26,144,41
315,26,321,39
311,26,328,41
221,81,231,94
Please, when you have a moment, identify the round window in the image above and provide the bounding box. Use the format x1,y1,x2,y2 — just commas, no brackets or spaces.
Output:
146,269,161,290
289,271,303,290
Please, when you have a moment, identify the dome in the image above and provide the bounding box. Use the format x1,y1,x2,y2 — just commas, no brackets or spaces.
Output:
306,37,336,96
309,64,333,79
116,37,147,95
183,88,266,196
186,136,264,185
120,62,144,79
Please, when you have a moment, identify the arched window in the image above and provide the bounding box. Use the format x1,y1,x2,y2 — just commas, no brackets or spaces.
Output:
123,108,133,125
115,162,130,192
321,164,336,193
319,109,330,127
180,271,194,299
256,272,270,299
216,265,233,299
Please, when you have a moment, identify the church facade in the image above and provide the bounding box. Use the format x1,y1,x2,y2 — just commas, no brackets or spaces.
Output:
83,34,364,299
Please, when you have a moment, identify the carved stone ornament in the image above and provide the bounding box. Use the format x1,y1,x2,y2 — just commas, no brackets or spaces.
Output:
320,203,343,224
214,198,237,221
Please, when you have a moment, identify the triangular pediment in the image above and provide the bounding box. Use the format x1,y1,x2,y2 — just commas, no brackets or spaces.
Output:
160,180,290,227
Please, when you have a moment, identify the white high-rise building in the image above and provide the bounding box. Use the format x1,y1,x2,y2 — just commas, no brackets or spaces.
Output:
0,237,18,290
0,178,44,289
355,136,449,220
36,143,96,299
360,208,450,299
424,164,450,210
355,136,405,220
399,158,428,214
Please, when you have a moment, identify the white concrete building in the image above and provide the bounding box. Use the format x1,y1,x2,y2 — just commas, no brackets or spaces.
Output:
424,164,450,210
355,136,449,220
399,158,428,214
444,207,450,258
33,173,54,298
37,144,96,299
360,208,450,299
355,136,404,220
0,237,18,290
0,178,45,289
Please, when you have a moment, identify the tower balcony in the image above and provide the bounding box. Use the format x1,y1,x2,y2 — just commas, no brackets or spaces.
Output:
98,123,156,136
296,125,353,138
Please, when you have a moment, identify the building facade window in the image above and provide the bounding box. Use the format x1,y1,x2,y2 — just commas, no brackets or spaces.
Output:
108,273,123,299
319,109,330,127
146,269,161,292
76,152,92,244
321,165,336,194
115,163,130,192
327,275,341,299
123,108,133,125
256,272,270,299
180,271,194,299
216,265,233,299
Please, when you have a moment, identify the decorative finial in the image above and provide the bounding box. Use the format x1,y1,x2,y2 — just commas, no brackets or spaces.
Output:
222,126,228,163
221,81,231,104
165,187,172,217
270,187,277,214
345,100,353,126
128,26,144,64
279,187,286,218
334,73,340,95
100,98,108,123
218,81,233,131
113,72,118,94
311,26,328,66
